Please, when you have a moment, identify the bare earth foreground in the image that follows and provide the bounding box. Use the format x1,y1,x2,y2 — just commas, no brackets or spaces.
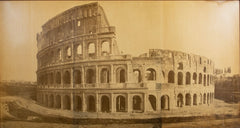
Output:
0,96,240,128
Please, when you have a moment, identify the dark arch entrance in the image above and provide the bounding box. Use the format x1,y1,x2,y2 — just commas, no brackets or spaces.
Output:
101,96,110,112
63,95,71,110
148,95,156,111
116,95,126,112
87,95,95,112
74,95,82,111
133,95,142,111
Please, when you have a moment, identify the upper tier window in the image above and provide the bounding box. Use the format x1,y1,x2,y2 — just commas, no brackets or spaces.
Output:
77,21,81,27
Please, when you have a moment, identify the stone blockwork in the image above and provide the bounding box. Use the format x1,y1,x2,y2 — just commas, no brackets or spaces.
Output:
36,2,215,118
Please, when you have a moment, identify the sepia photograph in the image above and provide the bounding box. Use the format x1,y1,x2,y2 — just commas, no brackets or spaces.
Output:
0,1,239,128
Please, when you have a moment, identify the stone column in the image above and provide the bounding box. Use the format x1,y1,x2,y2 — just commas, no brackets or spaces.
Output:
127,93,132,113
82,40,86,59
61,95,64,109
95,40,99,58
182,72,186,85
61,70,64,88
156,95,160,112
111,93,115,113
95,65,99,87
82,93,86,112
96,93,99,112
144,93,148,112
71,93,74,111
81,66,85,88
71,68,74,88
110,64,114,84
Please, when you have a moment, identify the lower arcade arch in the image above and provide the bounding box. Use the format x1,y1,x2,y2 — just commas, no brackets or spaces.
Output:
116,95,126,112
177,94,183,107
132,95,142,111
87,95,96,112
185,93,191,106
63,95,71,110
161,95,169,110
101,96,110,112
74,95,82,111
55,95,61,108
148,95,156,111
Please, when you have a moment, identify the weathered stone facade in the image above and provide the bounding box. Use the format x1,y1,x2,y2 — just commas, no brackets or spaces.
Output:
36,2,215,118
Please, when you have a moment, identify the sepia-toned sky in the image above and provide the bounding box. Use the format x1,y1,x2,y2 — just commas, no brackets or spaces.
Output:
0,1,239,82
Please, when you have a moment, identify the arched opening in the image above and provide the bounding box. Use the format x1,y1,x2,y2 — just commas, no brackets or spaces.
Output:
193,73,197,84
49,94,54,108
203,93,206,104
186,72,191,85
100,68,109,83
178,72,183,85
161,95,169,110
204,75,206,86
45,94,48,107
49,73,54,84
199,94,202,105
193,94,197,105
177,94,183,107
101,96,110,112
88,43,95,54
146,68,156,81
63,71,71,84
203,67,206,73
116,68,126,83
77,44,82,54
55,95,61,109
133,69,141,83
63,95,71,110
74,95,82,111
207,75,209,86
168,71,175,83
207,93,210,104
148,95,156,111
185,93,191,106
101,41,110,56
86,69,95,84
116,95,126,112
66,47,71,58
56,72,61,84
74,70,81,84
199,73,202,84
133,95,142,111
87,95,96,112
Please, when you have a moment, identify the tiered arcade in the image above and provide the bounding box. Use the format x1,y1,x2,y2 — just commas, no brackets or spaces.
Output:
36,2,215,118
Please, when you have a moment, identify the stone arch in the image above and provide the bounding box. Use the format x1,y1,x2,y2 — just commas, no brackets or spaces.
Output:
100,68,110,83
204,74,206,86
207,75,209,86
146,68,156,81
185,93,191,106
101,41,110,55
88,42,95,54
63,95,71,110
148,95,156,111
77,44,82,54
178,62,183,70
133,69,141,83
193,94,197,105
74,95,82,111
63,71,71,84
74,70,81,84
178,72,183,85
161,95,169,110
168,70,175,83
199,73,202,84
193,72,197,84
87,95,96,112
49,73,54,84
55,95,61,109
186,72,191,85
49,94,54,108
116,95,126,112
101,95,110,112
177,93,183,107
86,69,95,84
116,68,126,83
207,93,210,104
66,46,71,58
56,72,61,84
45,94,48,107
133,95,142,111
203,93,206,104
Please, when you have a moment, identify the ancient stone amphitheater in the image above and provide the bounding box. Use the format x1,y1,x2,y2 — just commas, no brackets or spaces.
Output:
36,2,215,118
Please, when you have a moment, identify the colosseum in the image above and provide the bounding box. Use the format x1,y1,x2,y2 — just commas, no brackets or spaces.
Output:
36,2,215,119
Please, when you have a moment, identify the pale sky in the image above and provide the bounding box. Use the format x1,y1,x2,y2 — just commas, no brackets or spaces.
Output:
0,1,239,82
